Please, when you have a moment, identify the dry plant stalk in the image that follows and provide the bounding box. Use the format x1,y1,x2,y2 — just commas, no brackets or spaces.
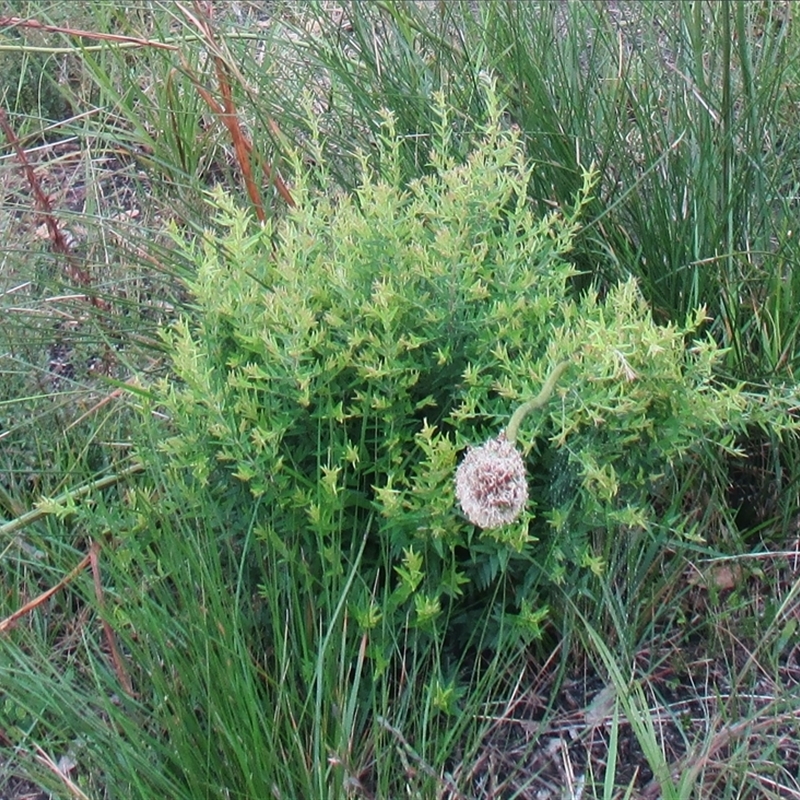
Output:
0,468,145,695
0,15,179,50
0,553,91,635
89,541,135,697
0,109,107,297
0,729,92,800
0,542,134,696
176,0,296,217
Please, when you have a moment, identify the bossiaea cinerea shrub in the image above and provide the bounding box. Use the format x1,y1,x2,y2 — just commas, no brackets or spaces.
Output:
155,92,785,650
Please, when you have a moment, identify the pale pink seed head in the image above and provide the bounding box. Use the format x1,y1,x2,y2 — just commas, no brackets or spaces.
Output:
455,435,528,529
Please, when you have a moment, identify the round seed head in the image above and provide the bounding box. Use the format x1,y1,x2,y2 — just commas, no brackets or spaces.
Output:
455,435,528,529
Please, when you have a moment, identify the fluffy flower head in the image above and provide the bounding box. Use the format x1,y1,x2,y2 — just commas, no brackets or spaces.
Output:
455,434,528,529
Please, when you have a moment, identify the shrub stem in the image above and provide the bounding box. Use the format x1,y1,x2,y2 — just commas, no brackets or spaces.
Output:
505,361,570,444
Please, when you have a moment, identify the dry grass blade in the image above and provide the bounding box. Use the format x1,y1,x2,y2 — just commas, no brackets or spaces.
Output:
641,712,800,799
64,373,153,432
0,728,91,800
89,540,134,697
0,543,134,696
0,553,90,635
377,715,468,800
0,107,104,302
175,0,295,217
31,744,92,800
0,14,178,51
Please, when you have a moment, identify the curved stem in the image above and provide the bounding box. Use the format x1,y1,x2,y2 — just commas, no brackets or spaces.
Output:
0,462,144,538
505,361,570,444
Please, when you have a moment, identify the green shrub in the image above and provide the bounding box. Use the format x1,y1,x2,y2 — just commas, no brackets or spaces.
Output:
153,89,792,655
